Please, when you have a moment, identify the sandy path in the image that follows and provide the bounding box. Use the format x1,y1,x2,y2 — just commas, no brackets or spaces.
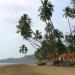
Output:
0,64,75,75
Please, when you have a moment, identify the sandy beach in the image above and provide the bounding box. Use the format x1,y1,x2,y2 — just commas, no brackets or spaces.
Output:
0,64,75,75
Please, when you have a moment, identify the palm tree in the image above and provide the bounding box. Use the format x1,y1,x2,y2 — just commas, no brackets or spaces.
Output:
63,7,75,53
34,30,42,41
63,7,72,36
16,14,32,40
19,45,28,54
38,0,54,25
16,14,40,49
38,0,54,60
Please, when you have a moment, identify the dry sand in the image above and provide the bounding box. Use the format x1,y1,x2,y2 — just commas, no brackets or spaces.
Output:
0,64,75,75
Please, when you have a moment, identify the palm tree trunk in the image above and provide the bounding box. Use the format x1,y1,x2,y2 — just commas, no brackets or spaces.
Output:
45,20,48,26
50,19,54,31
32,37,42,44
28,38,40,47
28,38,38,49
45,20,48,60
28,40,37,49
68,17,72,35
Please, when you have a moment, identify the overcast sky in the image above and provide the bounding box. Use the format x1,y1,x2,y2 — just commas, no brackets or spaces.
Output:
0,0,74,59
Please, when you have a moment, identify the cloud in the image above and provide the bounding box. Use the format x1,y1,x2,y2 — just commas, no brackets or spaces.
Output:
0,4,28,13
0,0,41,25
0,0,42,59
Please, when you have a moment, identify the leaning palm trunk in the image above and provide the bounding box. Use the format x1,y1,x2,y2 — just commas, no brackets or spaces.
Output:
68,17,72,36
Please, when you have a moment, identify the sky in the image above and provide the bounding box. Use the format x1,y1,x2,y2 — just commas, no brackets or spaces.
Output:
0,0,74,59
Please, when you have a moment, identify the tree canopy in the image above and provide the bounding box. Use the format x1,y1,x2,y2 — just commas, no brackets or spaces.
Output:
16,0,75,62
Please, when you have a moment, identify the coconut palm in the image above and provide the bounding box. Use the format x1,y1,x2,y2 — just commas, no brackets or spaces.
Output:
63,7,75,53
16,14,32,40
38,0,54,25
38,0,55,60
19,45,28,54
34,30,42,41
38,0,54,37
63,7,72,35
17,14,40,49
